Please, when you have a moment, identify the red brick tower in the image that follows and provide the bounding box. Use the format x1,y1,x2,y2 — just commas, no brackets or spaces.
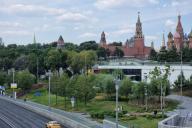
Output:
100,31,107,47
134,12,144,57
57,35,64,49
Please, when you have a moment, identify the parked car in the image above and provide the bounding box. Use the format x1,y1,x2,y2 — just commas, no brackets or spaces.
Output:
45,121,61,128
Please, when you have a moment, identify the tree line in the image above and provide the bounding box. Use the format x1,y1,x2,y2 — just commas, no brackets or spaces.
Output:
149,46,192,62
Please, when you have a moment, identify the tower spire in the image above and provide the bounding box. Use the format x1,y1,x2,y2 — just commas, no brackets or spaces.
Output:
100,31,106,46
176,14,184,38
33,33,36,44
162,33,165,47
151,41,154,49
137,11,141,23
135,11,143,38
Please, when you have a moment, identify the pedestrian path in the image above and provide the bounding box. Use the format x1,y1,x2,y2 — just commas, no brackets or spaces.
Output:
166,95,192,117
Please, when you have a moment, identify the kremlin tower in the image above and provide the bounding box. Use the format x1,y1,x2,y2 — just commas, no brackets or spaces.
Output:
100,12,151,59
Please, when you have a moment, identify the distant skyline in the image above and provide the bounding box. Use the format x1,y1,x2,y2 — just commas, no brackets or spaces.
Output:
0,0,192,49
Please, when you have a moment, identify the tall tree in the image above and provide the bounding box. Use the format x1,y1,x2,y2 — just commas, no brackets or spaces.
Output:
114,47,124,58
14,55,29,70
149,49,157,60
167,46,179,62
16,70,36,91
157,47,167,62
120,78,133,103
105,78,115,99
79,41,98,51
45,49,61,71
97,47,107,60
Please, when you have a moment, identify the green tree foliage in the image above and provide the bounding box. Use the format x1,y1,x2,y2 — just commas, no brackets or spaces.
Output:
0,71,7,85
97,47,107,60
174,71,186,89
111,42,122,46
119,78,133,102
75,75,96,105
166,47,179,62
132,82,145,104
114,47,124,58
51,73,69,105
16,70,36,90
149,49,157,60
105,78,115,99
45,49,61,70
149,65,171,102
14,55,29,70
67,50,97,74
67,51,84,74
182,47,191,62
64,43,78,51
28,53,37,76
157,47,167,62
79,41,98,51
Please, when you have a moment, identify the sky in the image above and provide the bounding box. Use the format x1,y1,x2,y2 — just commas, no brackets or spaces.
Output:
0,0,192,49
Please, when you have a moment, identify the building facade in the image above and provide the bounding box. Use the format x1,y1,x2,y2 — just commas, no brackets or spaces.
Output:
57,35,65,49
94,60,192,84
167,15,192,51
100,12,151,59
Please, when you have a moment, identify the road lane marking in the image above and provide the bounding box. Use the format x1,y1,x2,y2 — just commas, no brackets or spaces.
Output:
0,114,17,128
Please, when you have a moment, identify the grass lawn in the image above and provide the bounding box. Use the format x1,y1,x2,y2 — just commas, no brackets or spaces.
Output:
21,87,178,128
122,117,163,128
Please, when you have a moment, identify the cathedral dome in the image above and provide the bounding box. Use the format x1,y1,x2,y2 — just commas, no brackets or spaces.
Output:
188,30,192,38
174,32,180,38
168,32,173,38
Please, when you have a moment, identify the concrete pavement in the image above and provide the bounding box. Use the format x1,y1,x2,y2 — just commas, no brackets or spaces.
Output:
0,96,102,128
166,95,192,117
0,98,66,128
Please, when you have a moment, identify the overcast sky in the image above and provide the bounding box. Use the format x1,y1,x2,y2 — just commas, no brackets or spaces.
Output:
0,0,192,49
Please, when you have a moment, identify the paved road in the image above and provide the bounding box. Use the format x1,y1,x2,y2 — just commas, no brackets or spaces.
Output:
0,98,65,128
166,95,192,116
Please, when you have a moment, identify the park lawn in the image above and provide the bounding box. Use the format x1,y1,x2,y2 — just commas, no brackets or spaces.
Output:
21,87,178,128
22,87,141,112
122,117,163,128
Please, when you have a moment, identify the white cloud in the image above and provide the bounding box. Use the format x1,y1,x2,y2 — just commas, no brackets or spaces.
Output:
162,4,167,8
94,0,125,9
149,0,159,4
171,1,179,7
94,0,159,9
165,19,176,30
0,30,31,36
146,35,158,41
0,3,91,23
0,4,65,16
57,12,88,22
79,32,97,38
112,27,135,35
74,26,80,30
0,21,23,28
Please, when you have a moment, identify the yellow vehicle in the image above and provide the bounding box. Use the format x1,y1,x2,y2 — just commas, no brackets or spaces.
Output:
45,121,61,128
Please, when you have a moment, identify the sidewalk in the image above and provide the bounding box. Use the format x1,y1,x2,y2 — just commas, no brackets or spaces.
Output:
0,96,102,128
166,95,192,117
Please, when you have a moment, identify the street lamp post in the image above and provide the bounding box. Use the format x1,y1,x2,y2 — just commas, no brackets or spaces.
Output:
144,73,148,111
180,50,183,97
160,79,163,116
12,68,15,99
114,78,120,128
46,70,52,109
